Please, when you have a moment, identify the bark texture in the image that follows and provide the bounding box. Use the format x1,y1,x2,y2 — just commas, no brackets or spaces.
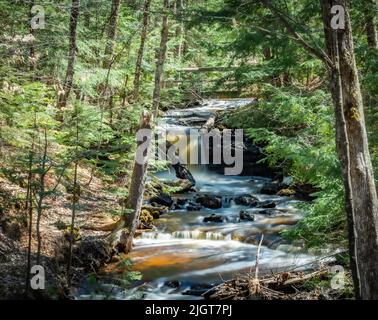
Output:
152,0,170,116
365,0,378,49
57,0,80,112
133,0,152,100
103,0,121,68
321,0,378,299
119,111,153,253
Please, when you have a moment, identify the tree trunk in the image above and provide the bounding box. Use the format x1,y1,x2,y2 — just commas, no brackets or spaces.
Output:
116,111,153,253
57,0,80,113
103,0,121,68
152,0,170,116
321,0,378,299
365,0,378,49
174,0,184,58
28,0,36,72
36,128,48,265
133,0,152,101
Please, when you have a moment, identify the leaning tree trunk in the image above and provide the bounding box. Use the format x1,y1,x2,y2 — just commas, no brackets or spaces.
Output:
103,0,121,68
365,0,378,49
116,111,153,253
133,0,152,100
112,1,170,252
152,0,170,116
57,0,80,113
321,0,378,299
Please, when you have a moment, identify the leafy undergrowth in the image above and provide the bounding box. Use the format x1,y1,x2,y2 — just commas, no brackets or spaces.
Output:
221,85,347,249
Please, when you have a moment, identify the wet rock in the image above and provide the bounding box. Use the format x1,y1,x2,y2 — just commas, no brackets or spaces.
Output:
150,192,173,208
139,210,154,229
196,195,222,209
142,205,168,219
175,179,195,193
277,188,296,197
234,194,259,206
203,214,224,223
257,209,280,216
239,210,255,221
164,280,181,289
260,181,284,195
183,283,214,296
177,198,188,206
173,198,188,210
187,202,202,211
256,200,276,209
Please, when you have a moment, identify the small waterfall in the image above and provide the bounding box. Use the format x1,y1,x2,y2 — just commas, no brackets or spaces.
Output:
141,230,228,241
205,232,225,240
141,232,172,240
173,230,203,239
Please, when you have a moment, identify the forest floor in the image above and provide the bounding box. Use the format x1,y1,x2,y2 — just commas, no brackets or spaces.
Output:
0,167,121,299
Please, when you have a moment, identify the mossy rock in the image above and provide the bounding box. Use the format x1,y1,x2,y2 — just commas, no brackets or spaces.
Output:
142,205,167,219
277,188,296,196
140,210,153,225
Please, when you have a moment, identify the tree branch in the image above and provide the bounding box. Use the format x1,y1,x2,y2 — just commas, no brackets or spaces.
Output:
261,0,334,68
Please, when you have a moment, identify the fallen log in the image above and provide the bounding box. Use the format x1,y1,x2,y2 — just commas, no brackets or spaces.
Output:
203,267,330,300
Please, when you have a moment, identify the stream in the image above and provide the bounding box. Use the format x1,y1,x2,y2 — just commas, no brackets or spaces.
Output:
78,98,322,300
125,99,320,300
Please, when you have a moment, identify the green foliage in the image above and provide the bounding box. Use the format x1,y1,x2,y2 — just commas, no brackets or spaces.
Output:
222,85,347,248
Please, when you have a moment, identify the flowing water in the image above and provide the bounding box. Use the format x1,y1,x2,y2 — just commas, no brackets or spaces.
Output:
123,99,322,300
77,99,323,300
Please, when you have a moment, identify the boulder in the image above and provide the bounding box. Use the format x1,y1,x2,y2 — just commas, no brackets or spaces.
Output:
150,192,173,208
257,209,280,216
239,210,255,221
196,195,222,209
173,198,188,210
183,283,214,296
177,198,188,206
203,214,224,223
142,205,168,219
139,210,154,229
277,188,296,196
234,194,259,206
256,200,276,209
187,202,202,211
260,181,284,195
164,280,181,289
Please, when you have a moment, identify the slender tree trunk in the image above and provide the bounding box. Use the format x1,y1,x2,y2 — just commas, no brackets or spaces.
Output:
57,0,80,114
67,106,80,284
152,0,170,116
174,0,184,59
365,0,378,49
321,0,378,299
133,0,152,101
25,136,35,292
28,0,36,72
115,1,171,252
103,0,121,68
36,128,48,265
117,111,152,253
